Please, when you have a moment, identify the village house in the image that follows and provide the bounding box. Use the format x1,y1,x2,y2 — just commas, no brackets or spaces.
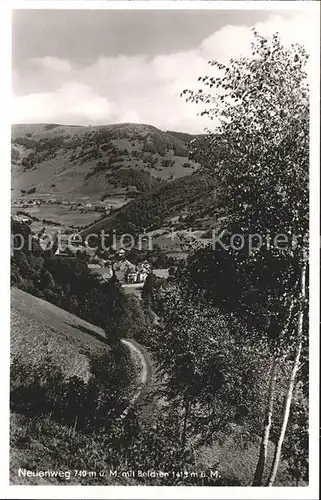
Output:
86,247,159,285
12,214,31,224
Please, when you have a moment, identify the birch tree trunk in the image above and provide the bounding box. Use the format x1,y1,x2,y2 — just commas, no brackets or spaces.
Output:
252,357,278,486
266,258,307,487
181,398,190,450
252,300,295,486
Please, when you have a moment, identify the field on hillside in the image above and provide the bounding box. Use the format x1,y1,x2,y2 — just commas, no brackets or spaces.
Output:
12,192,131,237
11,287,110,381
11,310,104,382
11,123,199,202
11,205,101,231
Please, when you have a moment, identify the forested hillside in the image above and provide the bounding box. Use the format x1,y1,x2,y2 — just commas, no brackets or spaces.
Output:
80,171,221,240
11,123,199,200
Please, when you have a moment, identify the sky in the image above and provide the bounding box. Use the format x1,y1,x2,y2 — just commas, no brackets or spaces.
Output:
12,8,313,133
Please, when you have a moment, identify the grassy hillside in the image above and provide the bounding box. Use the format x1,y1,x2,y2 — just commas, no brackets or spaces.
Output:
11,123,199,201
11,287,110,380
10,287,140,485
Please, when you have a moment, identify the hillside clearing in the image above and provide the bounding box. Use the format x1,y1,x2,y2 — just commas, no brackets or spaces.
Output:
11,288,112,382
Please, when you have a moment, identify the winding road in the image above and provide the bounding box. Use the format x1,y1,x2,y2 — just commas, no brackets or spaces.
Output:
120,338,152,417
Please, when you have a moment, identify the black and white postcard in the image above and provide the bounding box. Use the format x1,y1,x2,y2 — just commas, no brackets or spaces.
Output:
1,1,320,499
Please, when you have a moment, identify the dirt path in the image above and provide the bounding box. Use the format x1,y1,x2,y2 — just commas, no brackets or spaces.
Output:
121,339,152,416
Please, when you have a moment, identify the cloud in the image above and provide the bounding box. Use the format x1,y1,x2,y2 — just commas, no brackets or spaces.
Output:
12,11,313,133
200,13,313,62
30,56,73,73
12,82,117,125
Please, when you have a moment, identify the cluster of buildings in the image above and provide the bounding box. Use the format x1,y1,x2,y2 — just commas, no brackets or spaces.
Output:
121,261,151,283
12,199,42,208
12,214,31,224
88,248,152,284
12,197,111,213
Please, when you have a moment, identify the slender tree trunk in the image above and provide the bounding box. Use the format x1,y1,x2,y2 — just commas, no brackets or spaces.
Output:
252,357,278,486
181,398,190,450
266,339,303,486
252,299,295,486
266,259,307,487
73,415,78,436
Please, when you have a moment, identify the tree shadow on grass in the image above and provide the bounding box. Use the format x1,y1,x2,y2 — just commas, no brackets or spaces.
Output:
63,321,110,346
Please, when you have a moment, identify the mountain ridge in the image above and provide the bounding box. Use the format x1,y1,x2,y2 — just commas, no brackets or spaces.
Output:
11,122,200,201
